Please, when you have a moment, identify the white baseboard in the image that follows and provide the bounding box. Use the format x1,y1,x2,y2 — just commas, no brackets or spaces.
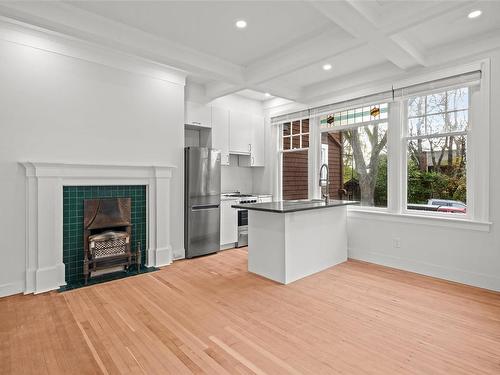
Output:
349,247,500,292
34,263,66,294
146,246,173,267
155,246,173,267
172,247,185,260
0,280,24,298
220,243,237,250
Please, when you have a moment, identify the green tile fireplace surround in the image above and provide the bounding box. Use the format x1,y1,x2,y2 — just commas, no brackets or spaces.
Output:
63,185,147,286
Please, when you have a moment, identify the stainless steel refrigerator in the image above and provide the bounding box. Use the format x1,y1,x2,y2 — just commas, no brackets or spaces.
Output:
184,147,221,258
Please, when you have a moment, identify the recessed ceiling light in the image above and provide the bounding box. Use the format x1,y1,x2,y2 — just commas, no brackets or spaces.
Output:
264,92,271,97
235,20,247,29
322,63,332,71
468,10,482,19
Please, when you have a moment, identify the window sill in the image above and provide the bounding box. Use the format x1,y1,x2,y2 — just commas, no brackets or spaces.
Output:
347,207,492,232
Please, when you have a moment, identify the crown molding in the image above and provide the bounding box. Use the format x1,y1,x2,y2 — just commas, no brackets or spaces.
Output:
0,15,187,86
0,1,242,83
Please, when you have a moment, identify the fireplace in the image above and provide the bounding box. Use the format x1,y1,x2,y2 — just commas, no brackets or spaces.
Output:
22,162,174,294
83,197,141,284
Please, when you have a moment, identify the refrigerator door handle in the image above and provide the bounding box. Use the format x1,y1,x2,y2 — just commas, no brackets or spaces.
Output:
191,204,220,211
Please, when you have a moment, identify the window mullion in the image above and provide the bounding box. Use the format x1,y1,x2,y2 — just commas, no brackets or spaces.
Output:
385,101,400,213
400,100,409,214
405,130,468,141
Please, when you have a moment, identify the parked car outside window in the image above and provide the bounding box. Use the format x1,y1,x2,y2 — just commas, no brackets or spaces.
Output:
427,199,466,213
428,199,466,208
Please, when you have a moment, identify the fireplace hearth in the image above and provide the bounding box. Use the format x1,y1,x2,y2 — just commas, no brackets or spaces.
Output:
83,197,141,284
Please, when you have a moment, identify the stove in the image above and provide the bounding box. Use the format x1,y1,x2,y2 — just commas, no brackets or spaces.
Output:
222,193,258,247
222,192,258,203
222,192,254,198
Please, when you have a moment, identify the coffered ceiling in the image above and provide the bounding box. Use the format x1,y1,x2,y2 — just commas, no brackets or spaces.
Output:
0,0,499,103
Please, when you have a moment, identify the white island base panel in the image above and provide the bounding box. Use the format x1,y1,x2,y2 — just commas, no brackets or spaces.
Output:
248,206,348,284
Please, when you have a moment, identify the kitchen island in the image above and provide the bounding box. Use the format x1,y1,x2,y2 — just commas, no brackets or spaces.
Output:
232,199,358,284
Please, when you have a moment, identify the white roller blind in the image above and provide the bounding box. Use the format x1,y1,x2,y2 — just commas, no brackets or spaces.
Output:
270,109,310,125
395,70,481,98
271,70,481,124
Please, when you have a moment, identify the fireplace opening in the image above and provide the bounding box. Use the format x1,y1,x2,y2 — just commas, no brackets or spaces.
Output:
83,197,141,284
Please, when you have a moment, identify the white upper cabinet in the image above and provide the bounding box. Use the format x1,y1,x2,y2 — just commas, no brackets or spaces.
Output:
251,115,265,166
229,110,252,154
239,114,265,167
211,106,230,166
184,101,264,167
185,101,211,128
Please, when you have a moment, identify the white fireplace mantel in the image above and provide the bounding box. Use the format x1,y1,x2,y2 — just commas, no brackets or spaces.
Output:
21,161,176,294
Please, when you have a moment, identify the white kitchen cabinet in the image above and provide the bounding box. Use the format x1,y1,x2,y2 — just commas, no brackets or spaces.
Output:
229,110,252,154
251,115,265,166
185,101,211,128
211,106,230,165
239,114,265,167
220,199,238,246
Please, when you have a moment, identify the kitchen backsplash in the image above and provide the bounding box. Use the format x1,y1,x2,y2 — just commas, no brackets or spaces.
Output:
221,154,254,193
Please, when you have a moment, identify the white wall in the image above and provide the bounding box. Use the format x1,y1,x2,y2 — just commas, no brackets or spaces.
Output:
0,39,185,296
347,52,500,291
263,52,500,291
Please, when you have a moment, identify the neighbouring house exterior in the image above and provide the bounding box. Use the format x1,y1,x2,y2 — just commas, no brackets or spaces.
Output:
282,128,344,200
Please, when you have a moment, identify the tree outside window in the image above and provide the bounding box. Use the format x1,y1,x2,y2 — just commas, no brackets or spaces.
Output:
406,87,468,214
321,103,388,207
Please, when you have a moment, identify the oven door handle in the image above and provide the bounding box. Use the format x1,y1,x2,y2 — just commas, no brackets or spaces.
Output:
191,204,220,211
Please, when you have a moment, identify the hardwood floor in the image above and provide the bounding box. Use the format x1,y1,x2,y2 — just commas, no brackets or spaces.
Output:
1,248,500,374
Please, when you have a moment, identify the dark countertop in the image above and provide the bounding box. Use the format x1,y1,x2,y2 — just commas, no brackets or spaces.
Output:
231,199,359,213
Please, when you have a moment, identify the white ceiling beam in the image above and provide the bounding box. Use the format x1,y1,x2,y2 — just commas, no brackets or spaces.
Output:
377,0,473,35
244,34,363,85
425,29,500,66
300,62,399,104
205,80,301,102
247,83,302,102
205,81,246,101
308,0,427,70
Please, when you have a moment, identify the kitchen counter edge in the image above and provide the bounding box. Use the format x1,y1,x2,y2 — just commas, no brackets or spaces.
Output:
231,200,359,213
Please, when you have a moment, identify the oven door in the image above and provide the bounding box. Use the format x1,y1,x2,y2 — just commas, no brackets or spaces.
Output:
237,209,248,248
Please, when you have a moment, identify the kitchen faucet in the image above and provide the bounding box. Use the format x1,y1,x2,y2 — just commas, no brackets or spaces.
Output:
319,163,330,204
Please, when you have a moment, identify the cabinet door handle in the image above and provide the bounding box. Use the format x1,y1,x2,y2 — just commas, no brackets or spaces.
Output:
248,143,252,152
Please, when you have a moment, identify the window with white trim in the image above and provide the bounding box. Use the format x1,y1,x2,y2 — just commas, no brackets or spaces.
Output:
272,66,488,224
319,103,388,207
405,87,469,215
280,119,309,200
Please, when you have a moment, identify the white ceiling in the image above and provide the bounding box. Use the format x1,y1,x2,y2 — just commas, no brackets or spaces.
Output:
1,0,499,104
236,89,274,102
68,1,333,66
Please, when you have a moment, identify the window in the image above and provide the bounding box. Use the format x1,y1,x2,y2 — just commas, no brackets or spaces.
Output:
281,119,309,200
405,88,468,215
272,67,487,225
320,104,388,207
282,119,309,151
